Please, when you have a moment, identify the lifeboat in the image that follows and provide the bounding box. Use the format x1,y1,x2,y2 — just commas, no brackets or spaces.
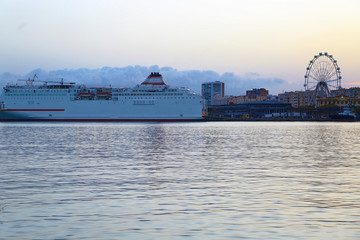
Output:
96,92,110,96
79,92,94,96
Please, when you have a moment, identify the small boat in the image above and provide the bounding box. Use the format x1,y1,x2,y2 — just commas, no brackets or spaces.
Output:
330,107,357,121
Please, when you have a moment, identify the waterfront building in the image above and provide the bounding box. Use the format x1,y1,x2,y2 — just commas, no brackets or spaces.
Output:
201,81,225,106
317,95,360,108
213,94,235,105
212,88,270,105
279,88,360,108
331,87,360,98
278,90,313,108
246,88,269,98
314,88,360,108
267,95,279,101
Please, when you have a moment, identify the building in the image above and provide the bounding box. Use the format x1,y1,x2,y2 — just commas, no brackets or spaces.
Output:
202,81,225,105
212,88,270,105
277,87,360,109
278,90,313,108
317,95,360,108
246,88,269,97
213,94,269,105
283,88,360,108
213,94,235,105
331,87,360,98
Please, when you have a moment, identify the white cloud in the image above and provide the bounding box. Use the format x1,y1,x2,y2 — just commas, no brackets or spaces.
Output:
0,66,295,95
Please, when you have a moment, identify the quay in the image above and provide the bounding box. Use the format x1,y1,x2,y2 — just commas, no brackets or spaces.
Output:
204,102,359,121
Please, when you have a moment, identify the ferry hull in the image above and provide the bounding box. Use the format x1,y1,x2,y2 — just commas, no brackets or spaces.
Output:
0,103,204,121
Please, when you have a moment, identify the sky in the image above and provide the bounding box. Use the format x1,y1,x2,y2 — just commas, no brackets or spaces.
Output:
1,0,360,94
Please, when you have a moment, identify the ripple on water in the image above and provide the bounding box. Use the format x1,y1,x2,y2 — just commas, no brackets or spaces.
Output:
1,122,360,239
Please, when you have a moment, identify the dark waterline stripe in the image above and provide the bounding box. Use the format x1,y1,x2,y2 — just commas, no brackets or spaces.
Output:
6,109,65,111
0,118,205,122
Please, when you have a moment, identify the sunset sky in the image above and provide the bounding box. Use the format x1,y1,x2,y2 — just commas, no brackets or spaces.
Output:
1,0,360,93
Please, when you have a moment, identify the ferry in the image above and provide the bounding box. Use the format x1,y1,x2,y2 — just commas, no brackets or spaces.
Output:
0,72,204,121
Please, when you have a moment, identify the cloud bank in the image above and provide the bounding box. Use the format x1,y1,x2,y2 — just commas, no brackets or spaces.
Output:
0,65,295,95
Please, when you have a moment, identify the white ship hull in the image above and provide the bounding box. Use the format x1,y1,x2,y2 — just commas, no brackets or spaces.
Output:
0,72,204,121
0,102,203,121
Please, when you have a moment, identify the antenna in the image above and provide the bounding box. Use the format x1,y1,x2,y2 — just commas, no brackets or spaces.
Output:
23,74,38,86
17,75,75,85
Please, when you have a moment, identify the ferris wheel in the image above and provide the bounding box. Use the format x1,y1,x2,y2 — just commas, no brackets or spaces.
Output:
304,52,342,106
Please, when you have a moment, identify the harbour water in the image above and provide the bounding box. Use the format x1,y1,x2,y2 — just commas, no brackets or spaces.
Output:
1,122,360,239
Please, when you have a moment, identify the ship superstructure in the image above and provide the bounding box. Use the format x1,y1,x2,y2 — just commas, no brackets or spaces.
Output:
0,72,204,121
